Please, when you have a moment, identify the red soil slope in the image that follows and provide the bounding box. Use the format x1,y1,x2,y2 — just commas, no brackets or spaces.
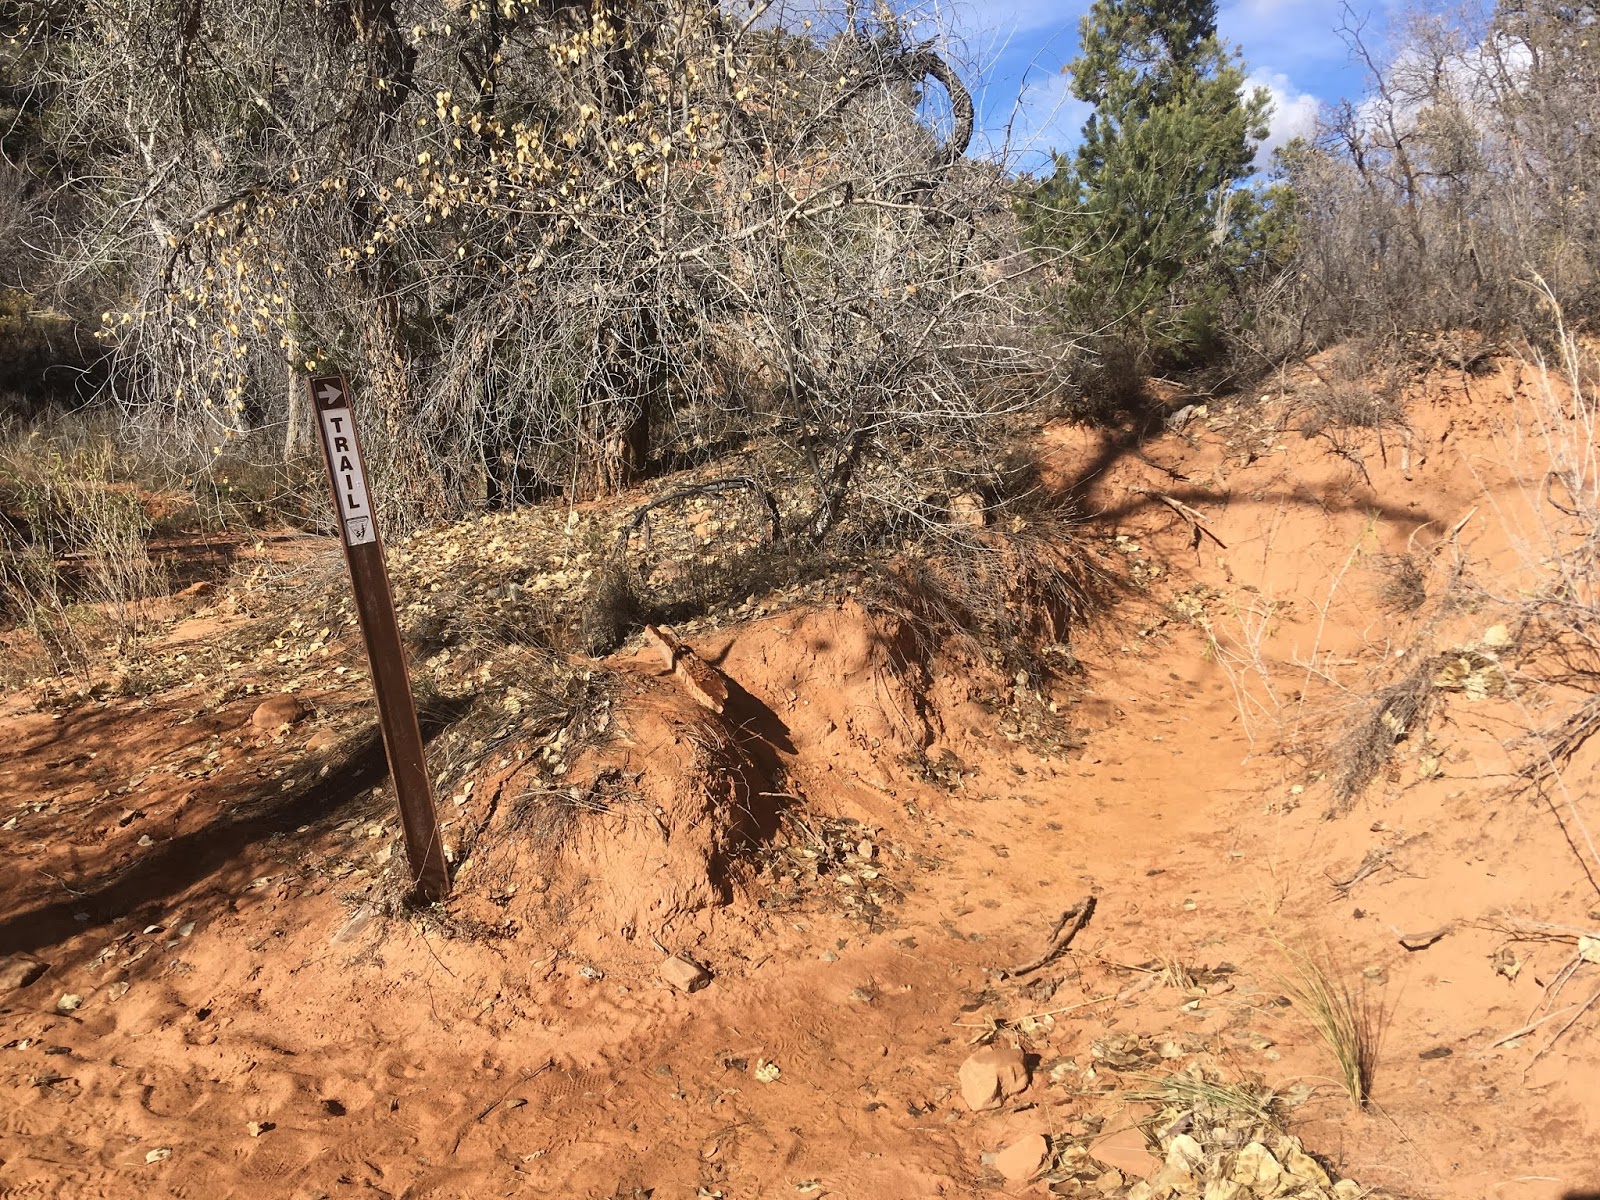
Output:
1,361,1595,1199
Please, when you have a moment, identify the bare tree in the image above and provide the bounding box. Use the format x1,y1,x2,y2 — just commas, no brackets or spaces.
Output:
8,0,1050,530
1282,0,1600,351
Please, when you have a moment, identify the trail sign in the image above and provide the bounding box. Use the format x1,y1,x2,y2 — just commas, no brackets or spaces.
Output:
308,374,449,902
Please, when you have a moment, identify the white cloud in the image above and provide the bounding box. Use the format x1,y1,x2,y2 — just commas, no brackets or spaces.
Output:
1247,69,1321,165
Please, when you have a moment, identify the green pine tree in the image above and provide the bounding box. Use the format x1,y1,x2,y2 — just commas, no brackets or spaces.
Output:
1028,0,1272,366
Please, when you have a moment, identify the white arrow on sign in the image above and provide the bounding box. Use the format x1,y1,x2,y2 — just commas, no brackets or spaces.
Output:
317,382,344,404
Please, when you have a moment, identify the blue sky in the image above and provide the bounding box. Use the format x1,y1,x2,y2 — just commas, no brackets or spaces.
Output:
935,0,1393,173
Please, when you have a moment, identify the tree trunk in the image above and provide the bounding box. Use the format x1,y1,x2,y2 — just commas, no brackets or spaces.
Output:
283,362,310,462
573,310,658,499
356,297,447,525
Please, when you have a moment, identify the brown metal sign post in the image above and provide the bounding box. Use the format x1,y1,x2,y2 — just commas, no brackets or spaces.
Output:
307,373,450,902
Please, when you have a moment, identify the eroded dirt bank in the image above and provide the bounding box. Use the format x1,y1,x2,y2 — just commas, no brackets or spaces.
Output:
2,365,1597,1200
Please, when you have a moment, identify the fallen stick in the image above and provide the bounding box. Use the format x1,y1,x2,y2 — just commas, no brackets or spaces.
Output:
1490,1001,1586,1048
1141,491,1228,550
452,1058,554,1154
1525,984,1600,1075
995,895,1097,979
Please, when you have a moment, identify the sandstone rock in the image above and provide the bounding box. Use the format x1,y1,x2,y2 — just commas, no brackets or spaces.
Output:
251,694,307,733
1278,1141,1332,1188
1150,1163,1198,1195
660,955,712,993
1397,925,1449,951
1152,1164,1203,1200
1091,1127,1161,1177
0,955,47,991
1332,1180,1363,1199
948,491,988,527
642,624,728,712
994,1132,1049,1182
958,1045,1030,1111
330,906,377,946
1165,1133,1204,1174
1230,1142,1281,1188
675,652,728,714
642,623,681,670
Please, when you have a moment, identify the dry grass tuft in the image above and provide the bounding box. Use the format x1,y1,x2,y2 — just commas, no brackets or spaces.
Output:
0,431,167,677
1297,341,1409,436
875,501,1120,677
1374,551,1428,614
1127,1068,1285,1130
1278,942,1383,1109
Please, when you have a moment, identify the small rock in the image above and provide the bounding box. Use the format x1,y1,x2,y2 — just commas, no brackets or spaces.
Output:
1397,925,1450,951
1231,1142,1281,1188
0,955,47,991
958,1045,1030,1111
1150,1164,1196,1194
994,1132,1049,1182
56,993,83,1013
1418,1045,1452,1060
1332,1180,1363,1200
331,907,377,945
246,1120,274,1137
251,694,307,733
1278,1140,1332,1188
948,491,988,528
145,1148,171,1164
660,956,711,993
1165,1133,1204,1174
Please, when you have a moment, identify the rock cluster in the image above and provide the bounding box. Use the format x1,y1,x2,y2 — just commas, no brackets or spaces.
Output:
1109,1070,1392,1200
1022,1064,1392,1200
1124,1133,1365,1200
